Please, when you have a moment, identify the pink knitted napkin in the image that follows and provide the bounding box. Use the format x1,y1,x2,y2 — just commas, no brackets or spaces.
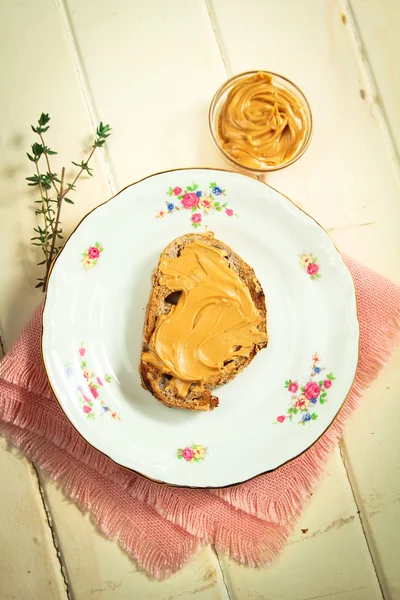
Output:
0,256,399,579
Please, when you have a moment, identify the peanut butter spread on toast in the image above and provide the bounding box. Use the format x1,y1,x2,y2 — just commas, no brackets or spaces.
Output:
141,241,268,395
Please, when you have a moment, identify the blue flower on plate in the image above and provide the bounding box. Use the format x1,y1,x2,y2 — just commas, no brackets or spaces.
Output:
167,203,174,211
302,413,312,422
102,405,109,413
310,398,318,404
212,186,222,195
65,365,73,379
196,190,202,197
314,366,321,374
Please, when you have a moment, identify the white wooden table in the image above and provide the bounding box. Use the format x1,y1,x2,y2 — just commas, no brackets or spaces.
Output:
1,1,399,598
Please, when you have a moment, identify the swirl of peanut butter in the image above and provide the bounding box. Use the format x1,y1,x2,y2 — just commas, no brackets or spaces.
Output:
141,241,267,395
217,72,306,169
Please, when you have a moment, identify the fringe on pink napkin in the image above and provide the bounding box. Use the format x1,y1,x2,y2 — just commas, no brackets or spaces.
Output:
0,256,399,579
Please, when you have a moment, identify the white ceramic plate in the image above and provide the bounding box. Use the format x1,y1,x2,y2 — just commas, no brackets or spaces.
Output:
42,168,359,487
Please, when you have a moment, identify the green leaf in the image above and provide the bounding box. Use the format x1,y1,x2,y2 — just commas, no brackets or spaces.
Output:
95,242,100,248
64,198,74,204
38,113,50,127
210,181,217,188
177,454,183,459
26,175,41,183
26,152,36,162
288,408,293,414
293,408,298,415
192,184,199,190
300,386,305,392
178,195,183,200
216,207,222,212
96,122,111,138
187,186,193,191
194,457,200,463
311,413,318,420
320,398,325,404
32,142,44,156
192,206,196,213
47,148,57,155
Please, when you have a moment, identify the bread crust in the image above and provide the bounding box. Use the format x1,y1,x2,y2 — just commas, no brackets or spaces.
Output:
140,232,268,410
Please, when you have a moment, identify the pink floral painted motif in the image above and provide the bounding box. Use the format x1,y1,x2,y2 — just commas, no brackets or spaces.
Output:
64,344,119,421
81,242,104,270
177,444,207,463
274,353,336,425
156,182,238,229
299,253,321,279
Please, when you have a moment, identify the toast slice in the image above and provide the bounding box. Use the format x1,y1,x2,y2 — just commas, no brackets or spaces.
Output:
140,232,268,411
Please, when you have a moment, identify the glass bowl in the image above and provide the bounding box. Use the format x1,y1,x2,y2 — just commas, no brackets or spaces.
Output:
209,71,313,174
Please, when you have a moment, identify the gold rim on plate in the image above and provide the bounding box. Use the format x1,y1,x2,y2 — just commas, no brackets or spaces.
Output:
41,166,360,489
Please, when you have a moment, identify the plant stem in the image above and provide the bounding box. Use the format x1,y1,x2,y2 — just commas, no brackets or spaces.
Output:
45,166,65,288
35,161,49,260
39,132,61,198
67,146,96,194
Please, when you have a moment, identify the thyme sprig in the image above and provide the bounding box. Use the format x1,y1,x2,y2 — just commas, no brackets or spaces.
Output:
27,113,111,290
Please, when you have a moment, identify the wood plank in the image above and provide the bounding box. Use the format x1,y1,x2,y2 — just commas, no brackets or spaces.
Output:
350,0,400,161
0,440,68,600
209,0,400,278
0,0,111,598
0,0,111,350
217,451,382,600
209,0,400,597
341,346,400,599
41,475,230,600
32,0,236,596
1,0,399,597
61,0,228,189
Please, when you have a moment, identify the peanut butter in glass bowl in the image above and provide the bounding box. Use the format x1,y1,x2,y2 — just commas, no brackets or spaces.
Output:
209,71,313,173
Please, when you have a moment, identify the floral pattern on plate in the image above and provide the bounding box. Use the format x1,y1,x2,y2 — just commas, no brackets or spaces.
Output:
156,182,237,228
300,253,321,279
65,344,119,421
177,444,207,463
81,242,104,270
274,353,336,425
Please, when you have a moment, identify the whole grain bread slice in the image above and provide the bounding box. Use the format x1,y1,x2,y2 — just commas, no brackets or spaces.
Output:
140,232,268,411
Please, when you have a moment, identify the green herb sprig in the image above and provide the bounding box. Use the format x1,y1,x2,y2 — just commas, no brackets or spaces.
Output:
27,113,111,290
